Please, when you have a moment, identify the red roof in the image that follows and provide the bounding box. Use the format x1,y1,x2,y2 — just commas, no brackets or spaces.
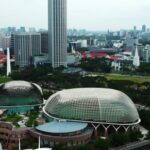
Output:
0,54,6,65
109,55,121,60
0,54,6,59
82,52,87,59
82,52,109,59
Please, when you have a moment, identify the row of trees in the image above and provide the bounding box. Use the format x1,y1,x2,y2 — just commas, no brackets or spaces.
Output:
51,129,143,150
9,65,150,106
79,58,112,73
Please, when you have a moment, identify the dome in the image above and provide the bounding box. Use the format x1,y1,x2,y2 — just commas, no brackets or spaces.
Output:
44,88,140,125
0,81,43,107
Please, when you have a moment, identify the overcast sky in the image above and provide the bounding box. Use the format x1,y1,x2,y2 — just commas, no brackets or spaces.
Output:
0,0,150,31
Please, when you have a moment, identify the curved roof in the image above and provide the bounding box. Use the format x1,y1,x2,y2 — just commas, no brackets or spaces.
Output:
36,121,87,134
44,88,140,125
0,81,43,107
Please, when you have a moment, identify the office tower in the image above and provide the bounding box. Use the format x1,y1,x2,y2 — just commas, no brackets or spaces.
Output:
10,34,15,55
48,0,67,68
133,26,136,31
2,36,11,52
126,37,138,50
7,27,16,35
0,33,5,49
14,33,41,68
40,32,48,54
29,27,36,33
142,25,146,32
19,26,26,33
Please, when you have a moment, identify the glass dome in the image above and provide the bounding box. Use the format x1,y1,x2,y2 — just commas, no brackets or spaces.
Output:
0,81,43,107
44,88,140,124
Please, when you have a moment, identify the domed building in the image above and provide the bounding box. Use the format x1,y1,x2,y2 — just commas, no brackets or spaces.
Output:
0,87,141,148
43,88,140,125
42,88,140,138
0,81,43,113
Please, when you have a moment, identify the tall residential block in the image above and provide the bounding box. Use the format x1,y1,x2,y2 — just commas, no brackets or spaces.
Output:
48,0,67,68
14,33,41,68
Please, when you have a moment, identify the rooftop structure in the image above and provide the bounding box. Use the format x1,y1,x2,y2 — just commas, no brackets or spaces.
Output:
36,121,88,134
0,81,43,112
44,88,140,125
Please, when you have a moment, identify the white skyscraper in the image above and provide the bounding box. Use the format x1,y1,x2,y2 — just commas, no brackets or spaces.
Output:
48,0,67,68
133,46,140,67
6,48,11,76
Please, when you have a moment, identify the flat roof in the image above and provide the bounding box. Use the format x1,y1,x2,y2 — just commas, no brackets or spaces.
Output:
36,121,87,134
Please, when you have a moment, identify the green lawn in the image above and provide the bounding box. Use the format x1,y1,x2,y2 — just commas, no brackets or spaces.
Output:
106,74,150,83
0,76,12,84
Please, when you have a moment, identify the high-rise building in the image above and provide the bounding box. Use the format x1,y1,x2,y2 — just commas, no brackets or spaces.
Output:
48,0,67,68
10,34,15,55
29,27,36,33
18,26,26,33
40,31,48,54
2,36,11,51
0,32,5,50
14,33,41,68
142,25,146,32
133,26,136,31
143,45,150,62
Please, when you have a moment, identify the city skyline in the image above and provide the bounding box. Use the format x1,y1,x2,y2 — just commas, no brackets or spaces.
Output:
0,0,150,31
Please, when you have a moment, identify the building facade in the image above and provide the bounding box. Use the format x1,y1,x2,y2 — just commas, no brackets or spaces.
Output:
48,0,67,68
143,45,150,62
14,33,41,68
40,32,48,54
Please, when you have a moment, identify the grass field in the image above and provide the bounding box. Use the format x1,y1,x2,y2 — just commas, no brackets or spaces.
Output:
105,74,150,83
0,76,12,84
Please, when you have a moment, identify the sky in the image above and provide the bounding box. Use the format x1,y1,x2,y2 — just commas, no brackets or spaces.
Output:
0,0,150,31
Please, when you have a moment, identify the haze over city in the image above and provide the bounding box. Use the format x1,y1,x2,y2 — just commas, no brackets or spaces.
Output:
0,0,150,31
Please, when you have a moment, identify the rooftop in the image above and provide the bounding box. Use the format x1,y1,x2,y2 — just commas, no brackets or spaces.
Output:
36,121,87,134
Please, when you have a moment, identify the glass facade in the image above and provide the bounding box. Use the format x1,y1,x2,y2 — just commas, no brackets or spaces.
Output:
0,81,43,107
44,88,140,124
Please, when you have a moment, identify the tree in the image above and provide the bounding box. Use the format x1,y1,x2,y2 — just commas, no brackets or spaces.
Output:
95,138,109,150
53,143,67,150
110,133,128,147
128,129,143,142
